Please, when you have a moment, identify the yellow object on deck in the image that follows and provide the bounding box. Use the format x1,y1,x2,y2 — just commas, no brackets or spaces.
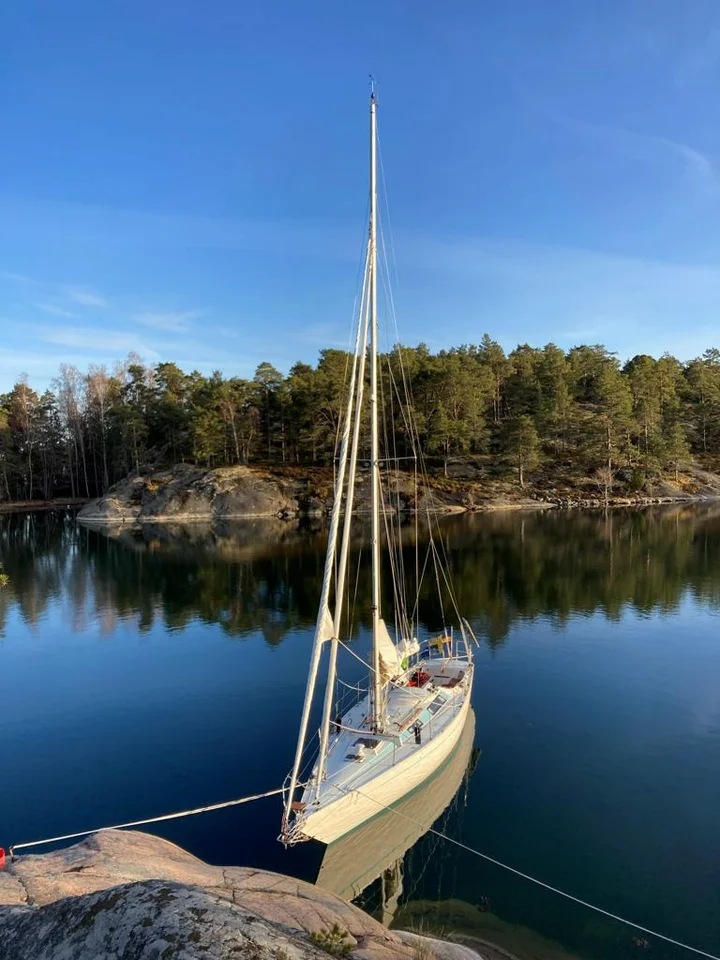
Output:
430,635,451,651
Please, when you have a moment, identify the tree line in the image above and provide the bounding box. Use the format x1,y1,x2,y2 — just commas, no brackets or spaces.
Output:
2,334,719,502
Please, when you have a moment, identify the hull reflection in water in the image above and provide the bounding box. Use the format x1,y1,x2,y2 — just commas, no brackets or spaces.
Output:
314,710,476,918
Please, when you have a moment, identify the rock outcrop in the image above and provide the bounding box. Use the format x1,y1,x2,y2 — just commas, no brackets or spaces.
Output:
80,458,720,526
79,465,305,523
77,464,475,524
0,830,487,960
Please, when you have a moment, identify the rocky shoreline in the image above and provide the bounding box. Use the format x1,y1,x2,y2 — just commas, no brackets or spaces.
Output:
0,497,89,515
530,493,704,509
0,830,488,960
74,463,720,526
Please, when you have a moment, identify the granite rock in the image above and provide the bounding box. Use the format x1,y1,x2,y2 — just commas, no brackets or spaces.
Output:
0,831,486,960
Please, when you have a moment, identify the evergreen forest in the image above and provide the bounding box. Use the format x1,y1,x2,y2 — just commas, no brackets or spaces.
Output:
2,335,719,502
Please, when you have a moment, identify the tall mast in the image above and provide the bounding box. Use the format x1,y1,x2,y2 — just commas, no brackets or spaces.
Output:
369,89,383,731
281,272,365,834
314,250,371,795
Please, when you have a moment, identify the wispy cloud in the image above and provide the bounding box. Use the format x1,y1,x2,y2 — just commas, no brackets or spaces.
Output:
211,326,241,338
0,347,76,384
673,26,720,88
41,326,160,360
398,232,720,359
295,322,353,349
2,271,114,308
539,108,720,199
3,195,720,368
133,310,200,332
2,270,113,308
611,126,719,197
33,301,79,319
0,196,360,263
65,287,109,308
1,270,35,284
668,139,719,193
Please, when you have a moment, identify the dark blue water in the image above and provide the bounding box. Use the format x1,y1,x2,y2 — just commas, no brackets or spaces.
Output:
1,508,719,959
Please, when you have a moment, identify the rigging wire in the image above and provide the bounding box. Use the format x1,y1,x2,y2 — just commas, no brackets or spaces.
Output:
325,779,720,960
376,122,401,299
333,247,367,483
378,471,407,642
408,546,432,628
375,305,411,643
11,772,717,960
9,787,286,858
376,233,426,636
337,639,432,704
376,114,421,641
429,536,447,628
376,121,462,637
337,244,370,596
385,348,412,641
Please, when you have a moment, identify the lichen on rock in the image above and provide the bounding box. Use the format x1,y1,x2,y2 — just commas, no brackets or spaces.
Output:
0,831,484,960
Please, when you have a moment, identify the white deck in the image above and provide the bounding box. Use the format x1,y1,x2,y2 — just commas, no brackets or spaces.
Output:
315,708,476,901
292,656,473,843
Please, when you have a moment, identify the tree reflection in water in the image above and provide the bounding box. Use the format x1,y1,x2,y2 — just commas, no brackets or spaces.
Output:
3,504,720,647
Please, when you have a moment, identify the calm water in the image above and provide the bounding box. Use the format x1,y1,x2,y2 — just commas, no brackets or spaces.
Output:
1,507,719,959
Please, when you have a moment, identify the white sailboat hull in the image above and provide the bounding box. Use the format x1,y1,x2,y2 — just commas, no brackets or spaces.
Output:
315,708,476,902
301,688,472,844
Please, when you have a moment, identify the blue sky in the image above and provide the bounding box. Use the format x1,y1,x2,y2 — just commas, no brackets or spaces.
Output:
2,0,720,391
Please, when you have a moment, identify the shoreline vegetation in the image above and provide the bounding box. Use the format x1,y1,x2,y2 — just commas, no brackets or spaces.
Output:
4,340,720,516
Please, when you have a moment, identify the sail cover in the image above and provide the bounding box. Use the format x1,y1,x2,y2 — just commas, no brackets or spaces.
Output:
397,636,420,664
377,619,401,681
317,605,335,644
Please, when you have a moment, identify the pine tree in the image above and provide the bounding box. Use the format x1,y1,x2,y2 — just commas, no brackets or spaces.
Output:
664,422,690,481
500,415,540,488
253,362,284,461
625,355,662,465
478,334,509,424
588,360,633,488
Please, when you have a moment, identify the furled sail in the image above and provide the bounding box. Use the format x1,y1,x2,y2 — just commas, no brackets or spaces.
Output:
377,621,422,683
396,636,420,666
317,605,335,644
377,618,400,682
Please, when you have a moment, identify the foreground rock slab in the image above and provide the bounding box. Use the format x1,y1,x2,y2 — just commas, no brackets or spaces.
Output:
0,879,331,960
0,830,487,960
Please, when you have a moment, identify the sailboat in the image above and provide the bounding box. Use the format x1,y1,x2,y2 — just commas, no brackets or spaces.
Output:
280,90,476,847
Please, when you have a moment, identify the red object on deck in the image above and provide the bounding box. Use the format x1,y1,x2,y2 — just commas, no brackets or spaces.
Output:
0,848,5,870
408,670,431,688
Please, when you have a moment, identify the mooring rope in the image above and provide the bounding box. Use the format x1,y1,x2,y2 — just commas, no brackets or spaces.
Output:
7,772,718,960
325,780,720,960
9,786,284,859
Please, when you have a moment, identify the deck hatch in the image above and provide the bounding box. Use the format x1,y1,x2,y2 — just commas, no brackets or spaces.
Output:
427,695,448,716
